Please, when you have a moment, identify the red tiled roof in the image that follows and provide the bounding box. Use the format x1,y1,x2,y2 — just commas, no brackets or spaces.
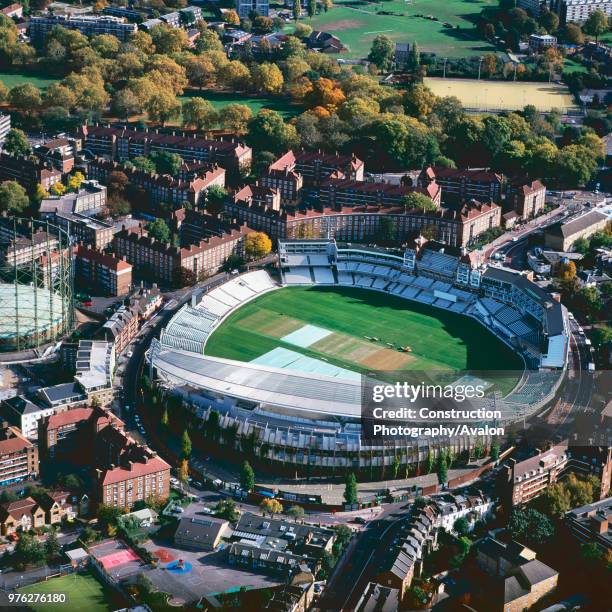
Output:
75,245,132,272
100,454,171,485
46,407,94,430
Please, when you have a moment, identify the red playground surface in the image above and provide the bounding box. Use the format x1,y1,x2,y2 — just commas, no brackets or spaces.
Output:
154,549,176,563
99,549,140,569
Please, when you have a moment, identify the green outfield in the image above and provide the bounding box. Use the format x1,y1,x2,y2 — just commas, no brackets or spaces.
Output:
298,0,497,58
18,572,116,612
205,286,523,374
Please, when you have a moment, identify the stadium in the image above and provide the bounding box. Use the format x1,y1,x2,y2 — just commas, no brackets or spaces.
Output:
0,218,74,353
148,239,569,476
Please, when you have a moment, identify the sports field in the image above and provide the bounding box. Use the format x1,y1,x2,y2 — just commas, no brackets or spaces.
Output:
205,286,523,374
0,70,60,89
180,90,301,118
300,0,497,58
18,572,116,612
424,77,577,112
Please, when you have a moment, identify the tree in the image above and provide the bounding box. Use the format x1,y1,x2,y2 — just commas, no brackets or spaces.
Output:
450,536,472,568
564,23,584,45
402,191,437,213
67,171,85,192
286,505,305,522
182,97,218,131
344,472,358,505
173,266,197,288
14,533,45,569
222,103,253,134
247,109,300,153
8,83,42,114
240,460,255,492
244,232,272,260
583,9,608,42
0,180,28,214
206,185,227,214
536,481,571,519
260,498,283,517
294,23,313,38
150,23,188,54
307,0,317,18
293,0,301,21
508,508,554,546
482,53,498,76
179,458,189,483
437,450,448,484
150,151,183,176
146,89,181,126
490,440,500,462
407,41,420,72
558,260,577,280
251,62,284,94
145,218,171,244
97,505,122,535
3,128,30,156
215,498,239,522
181,429,192,459
111,88,142,120
224,9,240,25
49,182,66,196
45,529,61,562
453,517,470,537
368,35,395,72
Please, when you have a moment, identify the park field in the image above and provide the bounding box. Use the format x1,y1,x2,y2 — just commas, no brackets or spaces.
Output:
18,572,117,612
424,77,577,112
205,285,523,375
0,70,60,89
299,0,497,58
180,90,301,118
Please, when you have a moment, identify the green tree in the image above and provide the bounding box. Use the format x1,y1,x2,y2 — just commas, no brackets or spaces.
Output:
215,498,239,522
145,218,171,244
426,449,435,473
490,441,500,462
260,498,283,517
182,97,218,131
150,151,183,176
307,0,317,17
368,34,395,72
3,128,31,156
240,460,255,492
206,184,228,214
450,536,472,567
45,529,61,561
453,517,470,537
344,472,358,505
583,9,608,42
402,191,437,213
8,83,42,114
437,450,448,484
293,0,301,21
286,505,305,522
14,533,45,569
0,180,29,214
129,156,157,174
181,429,192,459
247,109,300,154
508,508,554,546
407,41,420,72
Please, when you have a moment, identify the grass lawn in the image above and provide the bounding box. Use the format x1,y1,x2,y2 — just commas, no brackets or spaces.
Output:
205,285,523,376
18,572,116,612
424,77,577,112
296,0,498,58
180,90,302,118
0,70,60,89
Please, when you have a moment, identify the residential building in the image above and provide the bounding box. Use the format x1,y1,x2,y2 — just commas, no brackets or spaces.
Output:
319,178,442,209
552,0,612,24
0,226,59,268
394,42,411,67
0,152,62,191
260,168,303,204
73,340,116,406
39,491,78,525
77,125,252,176
517,0,544,16
0,113,10,146
128,284,163,321
355,583,400,612
47,212,114,249
0,423,39,486
263,582,315,612
529,34,558,54
236,0,269,18
431,491,494,534
0,395,56,440
419,166,504,204
113,220,253,285
101,305,139,355
233,183,282,210
499,444,612,507
269,150,364,186
87,158,226,209
544,210,608,251
475,537,558,612
74,245,133,296
34,138,76,174
0,498,46,536
565,496,612,551
39,180,107,218
160,11,181,27
29,15,137,44
36,382,88,412
307,30,346,53
0,3,24,19
174,516,230,550
506,179,547,219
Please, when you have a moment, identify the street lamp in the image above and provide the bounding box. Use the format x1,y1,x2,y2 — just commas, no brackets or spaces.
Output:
478,56,484,80
442,57,448,78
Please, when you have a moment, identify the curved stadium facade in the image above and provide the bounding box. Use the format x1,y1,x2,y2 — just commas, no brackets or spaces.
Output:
148,240,569,475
